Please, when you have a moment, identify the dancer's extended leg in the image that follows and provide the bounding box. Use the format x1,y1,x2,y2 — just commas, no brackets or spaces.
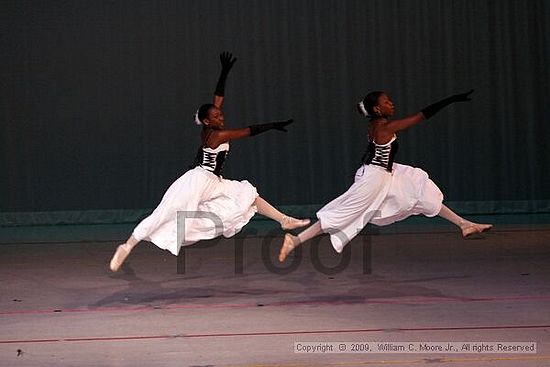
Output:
438,204,492,237
254,196,310,230
279,221,323,262
109,235,139,272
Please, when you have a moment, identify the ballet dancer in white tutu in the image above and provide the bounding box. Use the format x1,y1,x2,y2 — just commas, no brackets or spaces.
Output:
110,52,309,271
279,89,492,262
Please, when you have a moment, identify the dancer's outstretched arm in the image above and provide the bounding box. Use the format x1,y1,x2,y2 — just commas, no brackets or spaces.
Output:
382,90,475,134
204,119,294,149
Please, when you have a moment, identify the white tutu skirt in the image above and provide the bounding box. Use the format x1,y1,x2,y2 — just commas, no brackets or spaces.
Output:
132,167,258,255
317,163,443,253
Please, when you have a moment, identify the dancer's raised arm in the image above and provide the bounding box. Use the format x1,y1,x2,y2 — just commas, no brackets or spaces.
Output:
213,51,237,109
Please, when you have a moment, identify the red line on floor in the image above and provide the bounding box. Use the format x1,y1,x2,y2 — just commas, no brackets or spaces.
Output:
2,294,550,316
1,324,549,344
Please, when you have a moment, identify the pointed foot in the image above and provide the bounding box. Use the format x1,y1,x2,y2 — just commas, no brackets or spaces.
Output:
462,223,493,238
110,243,132,272
281,216,311,230
279,233,298,262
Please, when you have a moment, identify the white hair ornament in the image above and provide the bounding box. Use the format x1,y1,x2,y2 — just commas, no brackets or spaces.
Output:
194,109,203,125
357,101,370,117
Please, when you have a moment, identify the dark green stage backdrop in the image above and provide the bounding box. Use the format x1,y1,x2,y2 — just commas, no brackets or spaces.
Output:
1,0,549,224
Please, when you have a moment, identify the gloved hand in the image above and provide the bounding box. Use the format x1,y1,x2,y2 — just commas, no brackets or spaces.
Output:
421,89,474,119
215,51,237,96
249,119,294,136
450,89,474,102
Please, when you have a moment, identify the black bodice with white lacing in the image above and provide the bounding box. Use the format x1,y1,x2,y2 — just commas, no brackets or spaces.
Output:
362,135,399,172
194,143,229,176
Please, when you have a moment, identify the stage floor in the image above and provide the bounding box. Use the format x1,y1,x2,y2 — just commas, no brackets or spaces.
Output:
1,221,549,366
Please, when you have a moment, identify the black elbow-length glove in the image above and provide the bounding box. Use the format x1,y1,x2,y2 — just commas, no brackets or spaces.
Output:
215,51,237,96
421,89,474,119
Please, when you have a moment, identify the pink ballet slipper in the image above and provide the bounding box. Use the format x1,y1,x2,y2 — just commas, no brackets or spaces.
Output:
462,223,493,238
281,215,310,230
109,243,132,272
279,233,298,262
